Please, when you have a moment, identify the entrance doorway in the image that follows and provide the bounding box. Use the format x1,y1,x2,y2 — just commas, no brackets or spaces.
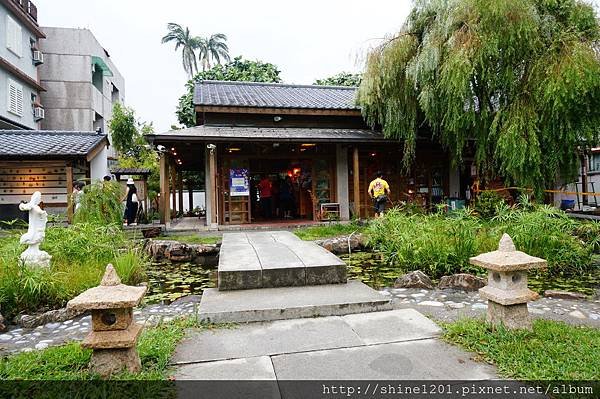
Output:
218,143,336,225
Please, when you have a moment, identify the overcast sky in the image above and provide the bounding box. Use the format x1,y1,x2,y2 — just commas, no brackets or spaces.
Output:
37,0,599,132
36,0,413,132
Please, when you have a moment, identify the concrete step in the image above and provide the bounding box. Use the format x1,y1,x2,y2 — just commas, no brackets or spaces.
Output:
218,231,346,290
198,280,393,323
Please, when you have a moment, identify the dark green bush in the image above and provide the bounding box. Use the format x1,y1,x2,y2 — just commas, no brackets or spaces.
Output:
474,191,506,219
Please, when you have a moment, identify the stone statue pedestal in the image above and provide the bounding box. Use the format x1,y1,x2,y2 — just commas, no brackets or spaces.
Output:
20,243,51,268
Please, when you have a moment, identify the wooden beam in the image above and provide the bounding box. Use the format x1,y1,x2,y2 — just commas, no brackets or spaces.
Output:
195,105,361,117
66,165,73,223
159,153,170,224
208,147,218,225
353,147,360,218
85,139,108,162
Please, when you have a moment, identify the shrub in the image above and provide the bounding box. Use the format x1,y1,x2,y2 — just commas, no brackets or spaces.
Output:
73,181,124,225
0,224,146,319
473,191,506,219
367,205,595,278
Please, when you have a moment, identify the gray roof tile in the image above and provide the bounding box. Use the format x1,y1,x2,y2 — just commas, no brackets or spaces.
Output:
148,126,387,143
194,81,359,110
0,130,108,158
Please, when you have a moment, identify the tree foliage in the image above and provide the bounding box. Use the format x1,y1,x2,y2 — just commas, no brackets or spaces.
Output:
176,56,282,127
314,72,362,86
358,0,600,193
161,23,230,77
108,103,160,202
108,103,137,155
161,23,201,78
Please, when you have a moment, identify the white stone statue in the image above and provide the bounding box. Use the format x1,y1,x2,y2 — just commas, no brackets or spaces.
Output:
19,191,52,268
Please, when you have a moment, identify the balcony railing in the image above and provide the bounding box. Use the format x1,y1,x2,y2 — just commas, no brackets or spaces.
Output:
11,0,38,22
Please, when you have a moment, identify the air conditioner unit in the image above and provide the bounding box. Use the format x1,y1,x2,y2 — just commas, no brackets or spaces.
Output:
32,50,43,65
33,106,44,121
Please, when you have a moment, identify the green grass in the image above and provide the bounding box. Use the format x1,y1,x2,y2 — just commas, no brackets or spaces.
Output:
0,224,147,319
0,317,234,381
294,222,366,241
442,318,600,380
159,234,221,245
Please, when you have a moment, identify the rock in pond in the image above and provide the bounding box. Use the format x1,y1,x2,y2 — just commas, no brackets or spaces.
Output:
438,273,486,292
394,270,434,289
543,290,587,300
314,234,367,255
144,239,219,264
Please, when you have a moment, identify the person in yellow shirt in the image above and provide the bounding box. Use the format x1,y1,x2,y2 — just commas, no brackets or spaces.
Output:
368,171,391,217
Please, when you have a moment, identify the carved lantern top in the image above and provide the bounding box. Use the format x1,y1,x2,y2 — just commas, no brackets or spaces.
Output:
469,234,547,272
67,264,146,312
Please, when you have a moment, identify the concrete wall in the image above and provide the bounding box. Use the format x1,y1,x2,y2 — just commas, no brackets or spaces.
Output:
0,2,41,129
39,27,125,161
90,145,108,181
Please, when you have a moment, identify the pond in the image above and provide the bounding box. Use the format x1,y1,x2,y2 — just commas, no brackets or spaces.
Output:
144,252,599,304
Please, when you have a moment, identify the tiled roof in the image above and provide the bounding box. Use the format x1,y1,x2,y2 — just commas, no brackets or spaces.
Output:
194,81,359,110
111,167,152,175
148,126,388,143
0,130,108,158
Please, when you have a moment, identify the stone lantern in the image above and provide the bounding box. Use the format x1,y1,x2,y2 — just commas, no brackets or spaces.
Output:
469,234,546,330
67,264,147,376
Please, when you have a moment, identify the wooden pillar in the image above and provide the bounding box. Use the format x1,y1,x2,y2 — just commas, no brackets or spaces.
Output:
159,153,170,224
188,183,194,213
178,173,184,215
66,165,74,223
170,163,177,216
353,147,360,218
209,146,217,225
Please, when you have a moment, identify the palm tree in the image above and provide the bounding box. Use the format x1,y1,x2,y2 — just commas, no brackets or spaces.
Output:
197,33,230,71
161,23,200,78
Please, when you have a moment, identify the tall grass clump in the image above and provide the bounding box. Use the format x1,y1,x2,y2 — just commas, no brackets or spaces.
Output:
0,224,146,319
73,181,124,225
367,204,596,278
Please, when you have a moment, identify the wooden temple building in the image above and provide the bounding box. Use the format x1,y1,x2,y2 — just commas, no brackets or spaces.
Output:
146,81,471,227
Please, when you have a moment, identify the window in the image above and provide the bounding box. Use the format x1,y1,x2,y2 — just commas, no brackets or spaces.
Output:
6,15,23,57
7,79,24,116
589,154,600,173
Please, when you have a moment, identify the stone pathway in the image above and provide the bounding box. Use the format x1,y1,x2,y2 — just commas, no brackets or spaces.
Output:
172,309,497,392
1,287,598,355
0,301,198,354
380,287,600,327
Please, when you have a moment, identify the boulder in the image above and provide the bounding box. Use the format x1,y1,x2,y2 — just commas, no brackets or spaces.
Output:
165,242,192,262
394,270,434,289
0,311,6,332
16,307,86,329
438,273,486,292
144,239,220,264
543,290,588,301
315,234,367,255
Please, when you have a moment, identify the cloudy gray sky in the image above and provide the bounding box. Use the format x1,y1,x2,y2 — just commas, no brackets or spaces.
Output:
37,0,599,132
37,0,413,131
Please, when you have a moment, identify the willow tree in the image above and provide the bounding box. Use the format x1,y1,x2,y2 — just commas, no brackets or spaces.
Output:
358,0,600,192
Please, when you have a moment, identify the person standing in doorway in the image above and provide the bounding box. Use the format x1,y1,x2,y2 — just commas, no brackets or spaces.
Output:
258,175,273,219
123,178,139,226
368,171,391,218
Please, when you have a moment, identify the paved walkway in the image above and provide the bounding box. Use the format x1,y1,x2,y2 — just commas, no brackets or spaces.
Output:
172,309,497,397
